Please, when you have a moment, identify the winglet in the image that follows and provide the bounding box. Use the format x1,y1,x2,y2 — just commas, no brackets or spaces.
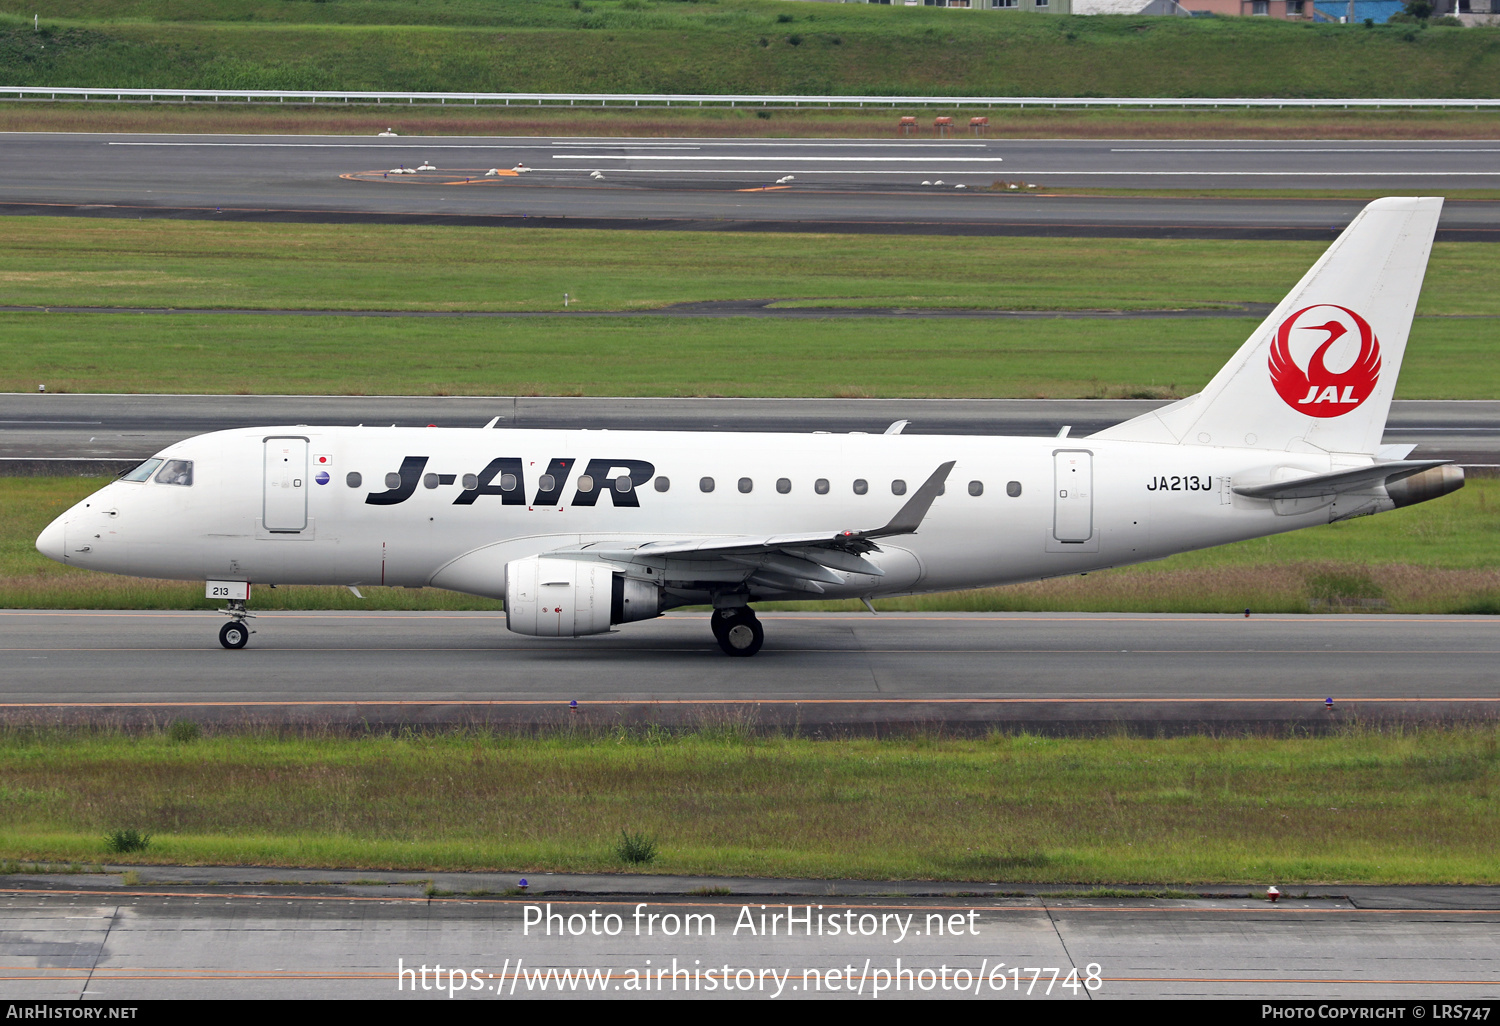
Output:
861,460,955,540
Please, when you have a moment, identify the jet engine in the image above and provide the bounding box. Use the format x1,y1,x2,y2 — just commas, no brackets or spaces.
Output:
503,556,662,637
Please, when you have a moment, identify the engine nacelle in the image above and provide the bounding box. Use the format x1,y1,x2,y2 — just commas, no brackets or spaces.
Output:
503,556,662,637
1387,464,1465,509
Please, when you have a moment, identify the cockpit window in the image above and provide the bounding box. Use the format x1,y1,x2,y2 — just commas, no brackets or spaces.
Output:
120,458,163,483
155,460,194,486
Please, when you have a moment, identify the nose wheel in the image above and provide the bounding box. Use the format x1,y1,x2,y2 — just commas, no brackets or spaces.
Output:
218,597,255,650
711,607,763,657
219,620,250,649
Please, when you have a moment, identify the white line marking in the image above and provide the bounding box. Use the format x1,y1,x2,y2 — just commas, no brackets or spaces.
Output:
107,142,568,149
555,155,1003,162
552,141,990,149
104,141,985,150
1112,147,1500,153
544,167,1500,176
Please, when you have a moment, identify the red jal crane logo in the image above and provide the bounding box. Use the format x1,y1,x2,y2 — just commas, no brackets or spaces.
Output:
1268,304,1382,418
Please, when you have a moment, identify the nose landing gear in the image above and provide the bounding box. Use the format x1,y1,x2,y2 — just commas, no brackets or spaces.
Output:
219,598,255,650
710,607,763,657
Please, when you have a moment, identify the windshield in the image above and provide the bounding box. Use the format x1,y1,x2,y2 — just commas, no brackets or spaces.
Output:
120,458,163,483
155,460,193,487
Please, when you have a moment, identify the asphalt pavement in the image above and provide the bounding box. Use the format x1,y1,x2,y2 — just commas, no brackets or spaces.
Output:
2,611,1497,733
1,133,1497,238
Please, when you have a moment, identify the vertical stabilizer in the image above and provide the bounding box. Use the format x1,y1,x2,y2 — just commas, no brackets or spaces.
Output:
1092,197,1443,456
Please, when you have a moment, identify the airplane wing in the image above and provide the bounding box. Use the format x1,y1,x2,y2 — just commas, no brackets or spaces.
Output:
544,460,956,595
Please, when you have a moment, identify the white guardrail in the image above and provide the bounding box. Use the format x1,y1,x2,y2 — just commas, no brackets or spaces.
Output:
1,86,1498,109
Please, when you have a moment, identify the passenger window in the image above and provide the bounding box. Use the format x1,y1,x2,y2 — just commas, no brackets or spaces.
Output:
891,479,906,496
385,472,401,489
423,473,439,489
616,476,633,494
853,479,868,495
654,477,670,492
500,473,517,492
738,477,753,494
1007,480,1022,497
776,478,791,494
700,477,715,493
121,458,163,483
347,471,363,488
815,478,829,495
461,473,478,490
577,475,596,493
155,460,193,486
539,474,556,492
969,480,984,497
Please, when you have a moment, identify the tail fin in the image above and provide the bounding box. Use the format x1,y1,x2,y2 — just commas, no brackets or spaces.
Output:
1092,196,1442,456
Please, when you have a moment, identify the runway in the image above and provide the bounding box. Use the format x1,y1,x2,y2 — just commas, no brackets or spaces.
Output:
3,395,1498,468
1,133,1498,238
5,884,1498,1000
2,611,1497,732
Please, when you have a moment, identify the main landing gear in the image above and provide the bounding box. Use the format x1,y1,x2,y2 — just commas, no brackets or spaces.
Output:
219,598,255,650
710,607,763,657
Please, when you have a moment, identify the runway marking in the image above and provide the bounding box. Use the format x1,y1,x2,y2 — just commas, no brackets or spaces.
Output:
103,141,991,150
542,167,1500,176
8,649,1500,662
1112,147,1500,153
553,155,1006,163
0,697,1495,708
550,141,992,149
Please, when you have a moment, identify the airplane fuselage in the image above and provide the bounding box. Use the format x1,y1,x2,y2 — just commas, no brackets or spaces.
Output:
42,424,1358,603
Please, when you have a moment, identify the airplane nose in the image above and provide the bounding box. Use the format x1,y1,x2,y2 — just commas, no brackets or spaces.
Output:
36,515,66,564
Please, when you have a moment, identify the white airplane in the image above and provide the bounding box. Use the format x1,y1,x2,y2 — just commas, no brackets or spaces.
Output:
36,197,1462,656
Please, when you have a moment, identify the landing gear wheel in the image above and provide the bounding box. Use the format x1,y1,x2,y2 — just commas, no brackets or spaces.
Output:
710,609,735,644
713,609,763,657
219,621,249,650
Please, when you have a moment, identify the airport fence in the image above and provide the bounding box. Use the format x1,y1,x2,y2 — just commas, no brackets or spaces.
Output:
2,87,1499,110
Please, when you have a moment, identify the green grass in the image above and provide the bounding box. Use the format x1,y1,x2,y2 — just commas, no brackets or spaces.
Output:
4,475,1494,614
1,222,1496,399
2,219,1496,316
3,312,1494,399
1,3,1498,98
1,724,1496,884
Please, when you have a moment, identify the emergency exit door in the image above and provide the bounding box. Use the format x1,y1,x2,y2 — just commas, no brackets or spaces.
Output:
264,437,308,532
1053,450,1093,543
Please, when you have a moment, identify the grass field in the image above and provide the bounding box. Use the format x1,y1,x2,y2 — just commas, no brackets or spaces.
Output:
1,724,1495,883
5,476,1495,613
5,312,1494,399
1,2,1498,98
0,220,1496,398
3,219,1497,315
